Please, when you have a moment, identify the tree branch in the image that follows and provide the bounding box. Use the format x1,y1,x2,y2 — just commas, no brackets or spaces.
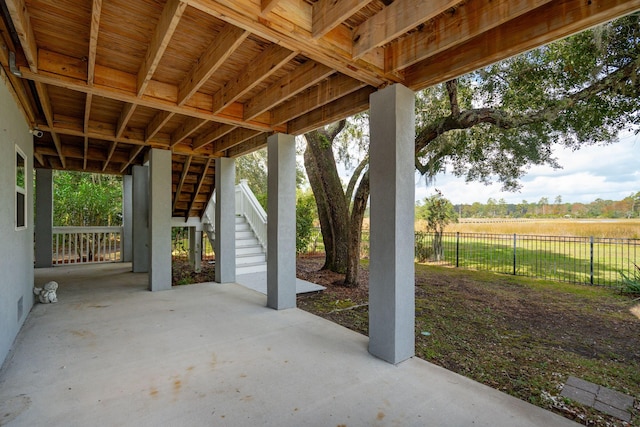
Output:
446,79,459,116
345,155,369,204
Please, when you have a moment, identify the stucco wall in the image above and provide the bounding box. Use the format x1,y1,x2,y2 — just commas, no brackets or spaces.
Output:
0,74,35,367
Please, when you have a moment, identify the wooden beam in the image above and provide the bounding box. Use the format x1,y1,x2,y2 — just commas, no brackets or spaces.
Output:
244,60,334,120
226,133,268,158
184,0,388,87
386,0,554,72
0,35,37,125
171,117,207,147
188,158,213,219
137,0,187,96
212,128,262,153
146,110,174,142
102,141,118,171
120,145,146,173
4,0,38,72
87,0,103,85
177,23,249,106
405,0,640,91
271,74,368,125
34,151,45,167
34,82,65,167
22,52,280,132
193,124,236,150
261,0,280,15
211,44,298,114
312,0,373,39
352,0,458,59
288,86,374,135
173,155,193,212
116,103,136,139
83,137,89,170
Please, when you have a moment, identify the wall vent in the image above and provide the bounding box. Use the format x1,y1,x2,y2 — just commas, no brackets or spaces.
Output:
17,296,23,322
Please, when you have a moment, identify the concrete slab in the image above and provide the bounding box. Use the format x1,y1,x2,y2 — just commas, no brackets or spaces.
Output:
561,376,634,422
0,263,578,426
237,271,325,295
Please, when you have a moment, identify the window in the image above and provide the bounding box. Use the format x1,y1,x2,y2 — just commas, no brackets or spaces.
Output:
16,147,26,229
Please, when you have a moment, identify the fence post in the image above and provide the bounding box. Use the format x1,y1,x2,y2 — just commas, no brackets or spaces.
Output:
590,236,594,285
456,232,460,268
513,233,517,275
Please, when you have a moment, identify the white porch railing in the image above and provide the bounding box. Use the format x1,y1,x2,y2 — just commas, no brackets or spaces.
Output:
202,179,267,251
235,180,267,249
52,226,123,265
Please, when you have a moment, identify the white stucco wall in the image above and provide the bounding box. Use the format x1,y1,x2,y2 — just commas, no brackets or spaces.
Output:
0,74,35,367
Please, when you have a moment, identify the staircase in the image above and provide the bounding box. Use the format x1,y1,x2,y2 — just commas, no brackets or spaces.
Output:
234,215,267,274
202,180,268,275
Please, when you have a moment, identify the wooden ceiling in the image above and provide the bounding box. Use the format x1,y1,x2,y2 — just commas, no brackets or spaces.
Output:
1,0,639,219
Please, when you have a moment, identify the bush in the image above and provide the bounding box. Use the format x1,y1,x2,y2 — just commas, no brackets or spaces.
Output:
296,191,316,254
620,263,640,295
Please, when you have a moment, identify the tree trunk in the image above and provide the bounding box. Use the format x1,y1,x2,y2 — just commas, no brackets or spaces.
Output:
344,170,369,287
304,123,350,273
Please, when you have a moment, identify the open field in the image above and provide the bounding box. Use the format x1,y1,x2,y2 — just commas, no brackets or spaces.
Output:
296,256,640,427
419,218,640,239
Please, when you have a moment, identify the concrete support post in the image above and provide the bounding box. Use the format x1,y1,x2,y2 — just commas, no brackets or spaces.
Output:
148,149,172,291
266,133,296,310
214,157,236,283
189,226,202,273
132,165,149,273
122,174,133,262
34,168,53,268
368,84,416,364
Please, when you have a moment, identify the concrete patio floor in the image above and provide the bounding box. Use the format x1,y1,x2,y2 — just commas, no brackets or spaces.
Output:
0,263,578,426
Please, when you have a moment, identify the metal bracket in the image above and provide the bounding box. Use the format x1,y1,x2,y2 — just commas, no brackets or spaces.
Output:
9,51,22,77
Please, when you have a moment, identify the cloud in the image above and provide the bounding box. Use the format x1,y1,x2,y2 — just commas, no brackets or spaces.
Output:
419,134,640,204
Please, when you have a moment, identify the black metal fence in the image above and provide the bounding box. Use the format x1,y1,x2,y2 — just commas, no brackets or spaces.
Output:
303,228,639,287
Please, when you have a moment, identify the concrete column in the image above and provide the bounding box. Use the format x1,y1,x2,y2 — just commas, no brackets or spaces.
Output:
215,157,236,283
132,165,149,273
266,133,296,310
368,84,416,364
189,226,202,273
34,168,53,268
148,149,172,291
122,174,133,262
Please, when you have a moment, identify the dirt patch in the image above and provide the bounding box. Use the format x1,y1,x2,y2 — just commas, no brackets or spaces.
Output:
296,255,640,427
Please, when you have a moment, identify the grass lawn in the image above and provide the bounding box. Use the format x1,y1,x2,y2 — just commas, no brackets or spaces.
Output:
296,256,640,426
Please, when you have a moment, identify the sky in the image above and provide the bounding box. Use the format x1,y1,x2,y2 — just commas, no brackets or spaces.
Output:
414,132,640,205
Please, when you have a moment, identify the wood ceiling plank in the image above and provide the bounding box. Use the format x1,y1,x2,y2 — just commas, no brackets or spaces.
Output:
102,141,118,171
120,145,146,173
34,81,65,167
146,110,174,142
352,0,458,59
288,85,374,135
173,155,193,211
387,0,554,72
312,0,373,39
193,124,236,149
271,73,367,125
21,52,278,132
405,0,640,91
212,128,261,153
177,23,249,106
137,0,188,96
226,133,267,157
171,117,207,147
244,60,334,120
183,0,386,87
4,0,38,72
261,0,280,15
116,103,137,139
212,44,298,114
88,0,102,85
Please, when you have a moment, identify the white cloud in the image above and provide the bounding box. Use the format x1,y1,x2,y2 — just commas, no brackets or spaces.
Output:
418,133,640,205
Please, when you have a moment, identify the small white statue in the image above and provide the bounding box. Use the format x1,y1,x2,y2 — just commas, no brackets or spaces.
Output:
33,281,58,303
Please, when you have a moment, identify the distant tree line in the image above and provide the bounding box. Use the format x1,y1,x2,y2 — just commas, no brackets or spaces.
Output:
450,192,640,219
